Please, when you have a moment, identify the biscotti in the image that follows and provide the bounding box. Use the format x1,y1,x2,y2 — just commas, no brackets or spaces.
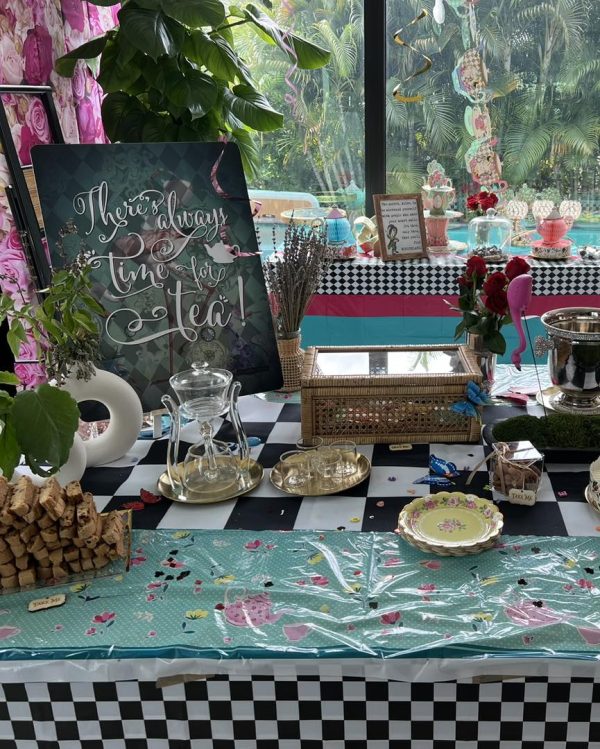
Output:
0,477,129,592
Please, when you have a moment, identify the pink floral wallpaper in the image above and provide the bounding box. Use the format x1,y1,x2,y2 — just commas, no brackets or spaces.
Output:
0,0,118,386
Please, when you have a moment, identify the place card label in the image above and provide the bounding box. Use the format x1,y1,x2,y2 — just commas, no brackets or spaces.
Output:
508,488,537,506
28,593,66,613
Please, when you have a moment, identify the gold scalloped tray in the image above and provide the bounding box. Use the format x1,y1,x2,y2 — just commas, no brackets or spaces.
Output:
158,458,263,504
270,454,371,496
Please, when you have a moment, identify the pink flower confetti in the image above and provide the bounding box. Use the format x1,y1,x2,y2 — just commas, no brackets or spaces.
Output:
311,575,329,586
147,630,157,637
92,612,116,624
245,540,262,550
419,560,441,570
418,583,436,592
380,611,401,625
563,584,573,592
130,556,146,566
85,627,96,636
376,501,385,507
54,624,63,632
558,491,568,497
146,594,156,602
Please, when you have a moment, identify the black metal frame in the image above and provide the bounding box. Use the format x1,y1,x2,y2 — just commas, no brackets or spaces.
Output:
363,0,387,216
0,85,64,290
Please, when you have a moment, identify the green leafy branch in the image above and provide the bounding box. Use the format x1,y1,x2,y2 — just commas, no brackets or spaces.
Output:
0,252,106,385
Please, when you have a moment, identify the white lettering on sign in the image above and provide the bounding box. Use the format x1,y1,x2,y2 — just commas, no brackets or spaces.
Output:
74,181,248,346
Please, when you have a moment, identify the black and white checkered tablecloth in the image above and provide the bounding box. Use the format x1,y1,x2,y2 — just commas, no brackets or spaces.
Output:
85,392,597,539
317,256,600,296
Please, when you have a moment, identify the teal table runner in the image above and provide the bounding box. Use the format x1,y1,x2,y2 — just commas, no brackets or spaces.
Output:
0,530,599,662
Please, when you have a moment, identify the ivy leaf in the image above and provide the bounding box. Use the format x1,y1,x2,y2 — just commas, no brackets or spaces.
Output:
12,385,79,473
55,34,109,77
222,85,283,131
161,0,226,28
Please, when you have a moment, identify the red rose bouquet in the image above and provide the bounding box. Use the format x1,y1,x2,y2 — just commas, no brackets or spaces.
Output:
466,190,499,216
451,256,531,354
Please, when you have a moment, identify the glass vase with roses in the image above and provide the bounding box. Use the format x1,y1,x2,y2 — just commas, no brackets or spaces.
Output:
451,256,531,355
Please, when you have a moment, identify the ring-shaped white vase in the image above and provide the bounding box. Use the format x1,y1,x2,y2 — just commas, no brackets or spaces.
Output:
63,367,144,467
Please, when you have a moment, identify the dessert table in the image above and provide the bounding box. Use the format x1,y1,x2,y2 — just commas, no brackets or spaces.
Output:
1,367,599,748
304,255,600,360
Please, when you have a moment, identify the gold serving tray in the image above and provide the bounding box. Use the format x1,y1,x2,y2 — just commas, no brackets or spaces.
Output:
158,458,264,504
270,453,371,496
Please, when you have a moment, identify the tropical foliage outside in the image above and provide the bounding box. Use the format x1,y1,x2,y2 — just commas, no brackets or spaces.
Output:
239,0,600,218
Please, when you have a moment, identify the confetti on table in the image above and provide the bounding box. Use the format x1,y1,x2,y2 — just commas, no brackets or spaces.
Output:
388,476,397,482
558,491,568,497
483,484,492,491
350,517,361,523
376,500,385,507
407,488,417,495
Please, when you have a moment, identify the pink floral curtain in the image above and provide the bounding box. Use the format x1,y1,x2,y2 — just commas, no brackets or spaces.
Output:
0,0,117,385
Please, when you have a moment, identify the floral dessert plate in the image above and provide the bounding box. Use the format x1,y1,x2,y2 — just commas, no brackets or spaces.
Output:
397,492,503,556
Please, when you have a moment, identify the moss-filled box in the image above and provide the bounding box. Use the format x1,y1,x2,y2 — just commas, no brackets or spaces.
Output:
492,414,600,450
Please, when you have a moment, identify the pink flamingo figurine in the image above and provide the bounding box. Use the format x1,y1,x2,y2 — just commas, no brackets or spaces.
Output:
507,274,533,370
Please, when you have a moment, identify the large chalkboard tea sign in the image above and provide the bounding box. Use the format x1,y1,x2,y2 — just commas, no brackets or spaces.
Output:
31,142,282,411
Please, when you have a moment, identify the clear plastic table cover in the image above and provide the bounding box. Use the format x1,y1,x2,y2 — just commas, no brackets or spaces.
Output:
0,529,599,663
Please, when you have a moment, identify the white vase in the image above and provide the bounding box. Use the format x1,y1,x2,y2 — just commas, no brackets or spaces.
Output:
12,432,87,486
63,367,144,467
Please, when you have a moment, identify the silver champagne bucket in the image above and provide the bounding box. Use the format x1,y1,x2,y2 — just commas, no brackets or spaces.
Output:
534,307,600,414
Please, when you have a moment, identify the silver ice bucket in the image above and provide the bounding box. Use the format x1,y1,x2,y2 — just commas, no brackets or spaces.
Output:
534,307,600,413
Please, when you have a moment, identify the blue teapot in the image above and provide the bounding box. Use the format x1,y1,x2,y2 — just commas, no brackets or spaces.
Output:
312,206,356,257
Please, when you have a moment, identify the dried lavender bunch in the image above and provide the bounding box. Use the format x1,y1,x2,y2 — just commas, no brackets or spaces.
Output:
264,221,336,336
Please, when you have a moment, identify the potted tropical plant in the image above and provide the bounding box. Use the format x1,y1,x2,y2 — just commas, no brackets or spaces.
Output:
55,0,331,175
0,253,105,480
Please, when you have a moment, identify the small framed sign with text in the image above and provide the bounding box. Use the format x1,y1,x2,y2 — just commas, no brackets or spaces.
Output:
373,193,427,261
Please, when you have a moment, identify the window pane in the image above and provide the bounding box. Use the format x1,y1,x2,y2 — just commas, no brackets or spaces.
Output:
386,0,599,217
237,1,365,216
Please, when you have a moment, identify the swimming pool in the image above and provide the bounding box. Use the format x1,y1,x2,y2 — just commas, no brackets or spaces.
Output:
256,221,600,257
449,224,598,256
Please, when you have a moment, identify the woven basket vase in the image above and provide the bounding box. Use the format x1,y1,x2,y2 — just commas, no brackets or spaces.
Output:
277,332,304,392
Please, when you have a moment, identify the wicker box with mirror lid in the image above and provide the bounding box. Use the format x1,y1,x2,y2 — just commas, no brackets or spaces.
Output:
300,344,483,444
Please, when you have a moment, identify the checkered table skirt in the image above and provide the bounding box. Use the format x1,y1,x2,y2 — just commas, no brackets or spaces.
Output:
1,674,599,748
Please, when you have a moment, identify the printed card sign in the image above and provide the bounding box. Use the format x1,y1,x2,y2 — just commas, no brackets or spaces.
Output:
32,142,282,411
373,193,427,261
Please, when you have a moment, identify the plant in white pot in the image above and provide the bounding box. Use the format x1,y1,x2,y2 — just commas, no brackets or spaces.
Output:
0,252,142,482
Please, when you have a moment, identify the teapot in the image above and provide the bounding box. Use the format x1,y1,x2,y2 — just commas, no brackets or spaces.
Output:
161,363,249,500
311,205,356,256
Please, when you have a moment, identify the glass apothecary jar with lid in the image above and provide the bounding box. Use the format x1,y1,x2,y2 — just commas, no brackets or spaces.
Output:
468,208,512,257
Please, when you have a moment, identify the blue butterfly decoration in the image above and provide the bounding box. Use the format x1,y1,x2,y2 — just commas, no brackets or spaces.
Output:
451,380,492,419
